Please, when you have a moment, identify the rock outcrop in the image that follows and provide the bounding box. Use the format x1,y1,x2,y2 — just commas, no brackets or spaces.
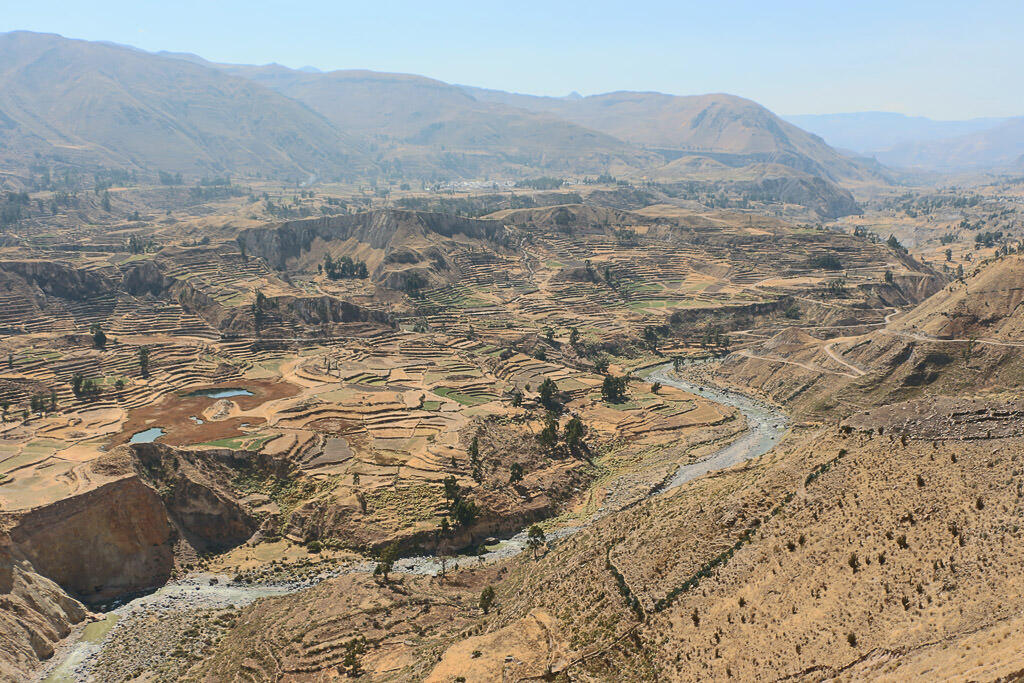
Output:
1,475,173,603
0,533,90,680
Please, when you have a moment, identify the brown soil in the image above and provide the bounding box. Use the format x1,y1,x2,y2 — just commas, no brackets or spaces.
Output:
111,379,301,448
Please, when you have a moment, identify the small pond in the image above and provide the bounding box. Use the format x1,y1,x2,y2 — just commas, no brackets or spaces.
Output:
128,427,164,444
183,388,254,399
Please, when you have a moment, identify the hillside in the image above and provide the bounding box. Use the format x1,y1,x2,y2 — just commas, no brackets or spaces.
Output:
165,52,881,192
707,254,1024,418
464,88,884,185
0,31,881,200
206,64,664,178
876,116,1024,171
0,32,373,181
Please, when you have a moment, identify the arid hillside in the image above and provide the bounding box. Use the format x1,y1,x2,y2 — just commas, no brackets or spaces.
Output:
211,65,662,178
705,254,1024,418
0,32,373,181
464,88,885,185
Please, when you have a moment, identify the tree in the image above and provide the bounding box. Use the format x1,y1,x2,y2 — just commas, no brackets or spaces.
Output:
538,377,560,411
601,375,628,403
339,637,366,677
373,541,400,583
100,190,111,212
451,497,479,528
568,326,580,347
526,525,546,559
509,462,524,484
90,323,107,349
252,289,266,331
49,389,56,412
537,414,559,450
884,270,894,284
593,356,610,375
479,585,496,614
945,248,953,262
468,436,482,483
511,390,523,408
651,381,662,394
138,346,150,377
563,416,585,453
71,372,84,397
442,475,460,506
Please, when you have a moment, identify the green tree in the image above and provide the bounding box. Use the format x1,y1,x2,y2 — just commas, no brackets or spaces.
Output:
90,323,107,349
526,525,546,559
373,541,400,583
601,375,628,403
340,637,366,677
479,585,496,614
509,462,524,484
71,372,84,397
568,326,580,347
537,414,559,450
563,416,585,453
451,497,479,528
468,436,483,483
538,377,560,411
138,346,150,377
442,475,459,506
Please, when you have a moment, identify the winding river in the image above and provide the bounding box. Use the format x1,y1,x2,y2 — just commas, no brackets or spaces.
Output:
40,363,788,681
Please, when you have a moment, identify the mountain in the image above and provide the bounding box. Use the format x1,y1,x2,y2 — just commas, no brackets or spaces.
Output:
784,112,1009,155
208,64,663,178
0,31,879,202
875,116,1024,171
461,88,882,184
197,56,877,187
0,32,374,180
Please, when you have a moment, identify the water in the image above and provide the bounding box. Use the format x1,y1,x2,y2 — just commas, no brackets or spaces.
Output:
397,362,788,572
128,427,164,444
45,363,790,678
183,388,253,399
646,364,788,488
40,575,294,682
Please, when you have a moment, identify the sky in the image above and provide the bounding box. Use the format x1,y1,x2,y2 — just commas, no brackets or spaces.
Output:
2,0,1023,119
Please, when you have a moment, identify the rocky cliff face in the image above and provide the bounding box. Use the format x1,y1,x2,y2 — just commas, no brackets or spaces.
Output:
0,444,264,607
129,443,259,552
237,209,508,271
0,533,89,680
1,475,173,603
0,259,116,300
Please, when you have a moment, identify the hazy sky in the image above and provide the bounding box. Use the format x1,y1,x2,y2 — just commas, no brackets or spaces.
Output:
3,0,1022,119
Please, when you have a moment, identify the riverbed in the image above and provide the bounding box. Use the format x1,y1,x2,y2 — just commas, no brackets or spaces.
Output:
40,362,788,680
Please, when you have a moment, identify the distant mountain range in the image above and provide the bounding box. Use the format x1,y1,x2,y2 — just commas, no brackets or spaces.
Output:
785,112,1024,172
5,29,1016,194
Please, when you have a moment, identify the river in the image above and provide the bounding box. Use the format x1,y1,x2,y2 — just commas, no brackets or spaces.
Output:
39,362,788,681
